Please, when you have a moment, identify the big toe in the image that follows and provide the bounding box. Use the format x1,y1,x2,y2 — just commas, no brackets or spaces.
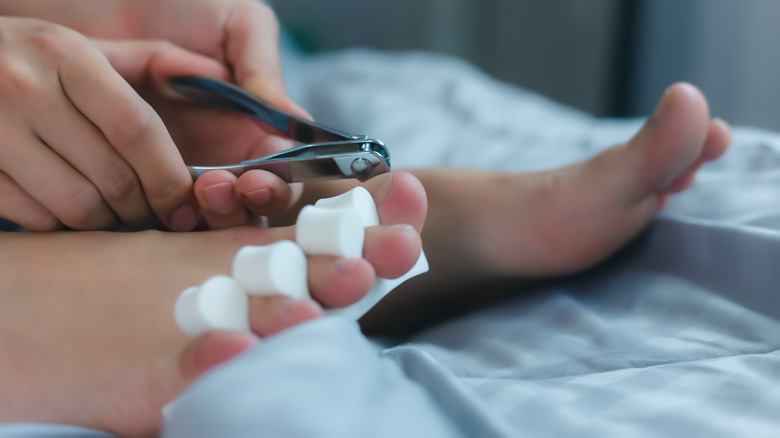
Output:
613,82,712,202
370,171,428,232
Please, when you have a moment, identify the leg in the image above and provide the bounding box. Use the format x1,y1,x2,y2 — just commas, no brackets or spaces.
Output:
0,174,425,437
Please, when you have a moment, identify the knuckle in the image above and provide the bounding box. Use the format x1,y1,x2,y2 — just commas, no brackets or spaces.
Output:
100,160,141,203
27,24,75,57
26,23,88,72
0,22,83,100
0,60,43,101
61,184,109,229
104,100,159,149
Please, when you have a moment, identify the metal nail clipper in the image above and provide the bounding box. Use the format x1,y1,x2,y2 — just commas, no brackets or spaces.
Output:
168,76,391,182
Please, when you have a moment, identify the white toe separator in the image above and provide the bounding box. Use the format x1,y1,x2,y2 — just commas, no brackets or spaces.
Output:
175,186,427,335
296,205,365,258
315,186,379,227
314,187,427,321
232,240,309,300
174,275,251,338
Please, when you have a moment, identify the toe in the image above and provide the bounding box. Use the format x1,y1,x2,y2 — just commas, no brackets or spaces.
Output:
248,295,323,336
363,224,422,279
177,331,259,383
664,117,731,194
308,257,375,308
370,172,428,232
194,170,254,229
235,170,298,216
603,82,712,203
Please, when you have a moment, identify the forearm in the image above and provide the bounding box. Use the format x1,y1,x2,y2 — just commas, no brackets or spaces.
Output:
0,0,132,38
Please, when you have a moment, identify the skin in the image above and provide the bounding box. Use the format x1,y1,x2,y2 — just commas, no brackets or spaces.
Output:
0,0,309,231
287,84,731,333
0,3,733,433
0,172,425,437
0,83,729,436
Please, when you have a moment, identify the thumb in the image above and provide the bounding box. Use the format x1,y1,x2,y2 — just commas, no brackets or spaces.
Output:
92,38,231,95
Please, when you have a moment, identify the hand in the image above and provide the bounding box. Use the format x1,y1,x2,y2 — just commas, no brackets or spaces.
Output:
110,0,311,220
0,0,310,223
0,17,201,231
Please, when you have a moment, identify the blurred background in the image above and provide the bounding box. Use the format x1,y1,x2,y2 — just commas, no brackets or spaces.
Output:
273,0,780,131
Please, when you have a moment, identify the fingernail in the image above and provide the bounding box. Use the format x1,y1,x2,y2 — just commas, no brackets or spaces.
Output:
243,187,272,206
170,204,199,231
203,182,236,214
334,258,361,274
371,174,393,206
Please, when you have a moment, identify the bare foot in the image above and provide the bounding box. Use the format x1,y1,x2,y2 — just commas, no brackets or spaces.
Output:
361,83,730,332
0,174,425,437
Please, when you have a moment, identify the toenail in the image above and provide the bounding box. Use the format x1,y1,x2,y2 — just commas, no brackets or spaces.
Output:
203,183,236,214
243,187,272,206
334,258,361,274
388,224,415,233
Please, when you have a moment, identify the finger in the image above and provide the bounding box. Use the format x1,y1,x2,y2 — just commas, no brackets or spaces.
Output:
58,37,199,231
93,38,231,98
193,170,257,230
0,133,118,230
223,0,310,118
35,90,154,229
0,171,61,231
248,295,322,337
